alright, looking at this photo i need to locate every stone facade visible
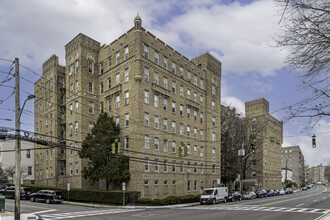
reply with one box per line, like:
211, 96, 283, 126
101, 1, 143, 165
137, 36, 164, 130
309, 164, 328, 184
245, 98, 283, 190
281, 146, 305, 187
34, 15, 222, 199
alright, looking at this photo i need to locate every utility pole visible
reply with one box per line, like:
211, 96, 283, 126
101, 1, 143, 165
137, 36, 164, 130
14, 57, 21, 220
285, 159, 288, 188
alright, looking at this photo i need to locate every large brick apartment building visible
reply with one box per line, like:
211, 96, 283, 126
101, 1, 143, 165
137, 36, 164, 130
34, 15, 222, 198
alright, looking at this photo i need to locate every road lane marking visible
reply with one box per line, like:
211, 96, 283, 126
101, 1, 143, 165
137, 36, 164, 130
323, 197, 327, 199
314, 199, 319, 202
261, 186, 327, 206
310, 209, 321, 213
296, 203, 304, 207
5, 202, 57, 210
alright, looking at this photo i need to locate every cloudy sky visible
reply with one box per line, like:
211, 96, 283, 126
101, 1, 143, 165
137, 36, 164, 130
0, 0, 329, 167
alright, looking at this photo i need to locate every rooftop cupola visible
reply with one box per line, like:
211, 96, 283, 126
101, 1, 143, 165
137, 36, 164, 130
134, 13, 142, 31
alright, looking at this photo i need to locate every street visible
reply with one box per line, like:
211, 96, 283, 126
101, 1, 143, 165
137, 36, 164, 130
1, 185, 329, 220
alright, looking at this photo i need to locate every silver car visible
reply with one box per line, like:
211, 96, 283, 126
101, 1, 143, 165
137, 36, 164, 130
243, 191, 256, 200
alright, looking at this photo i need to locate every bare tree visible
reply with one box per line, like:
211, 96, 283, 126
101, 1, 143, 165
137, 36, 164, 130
275, 0, 330, 122
4, 166, 28, 183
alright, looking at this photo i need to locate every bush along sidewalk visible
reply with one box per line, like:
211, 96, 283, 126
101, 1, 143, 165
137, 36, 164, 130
136, 195, 200, 206
23, 184, 140, 205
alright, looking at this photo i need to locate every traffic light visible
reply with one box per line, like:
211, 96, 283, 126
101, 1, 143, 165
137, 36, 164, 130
251, 140, 256, 154
111, 139, 122, 154
312, 134, 316, 148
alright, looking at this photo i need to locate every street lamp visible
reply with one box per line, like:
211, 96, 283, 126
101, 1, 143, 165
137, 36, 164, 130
15, 94, 35, 220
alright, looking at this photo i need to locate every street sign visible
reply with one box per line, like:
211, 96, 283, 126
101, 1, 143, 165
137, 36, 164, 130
122, 182, 126, 191
67, 183, 70, 191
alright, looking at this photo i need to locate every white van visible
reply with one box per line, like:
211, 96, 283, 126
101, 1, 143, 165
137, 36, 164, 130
200, 187, 228, 204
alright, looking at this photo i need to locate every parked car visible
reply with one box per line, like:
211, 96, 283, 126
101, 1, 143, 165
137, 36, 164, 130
274, 190, 280, 196
30, 190, 63, 204
279, 189, 286, 195
0, 186, 31, 199
306, 185, 311, 189
228, 192, 242, 202
267, 190, 275, 197
256, 189, 267, 198
285, 188, 293, 194
200, 187, 228, 204
243, 191, 256, 200
301, 186, 308, 191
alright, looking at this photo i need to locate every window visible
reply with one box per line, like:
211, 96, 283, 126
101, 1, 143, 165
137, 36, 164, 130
200, 96, 203, 106
164, 139, 168, 152
75, 143, 78, 155
172, 81, 176, 93
180, 161, 184, 173
75, 121, 78, 134
163, 77, 168, 89
100, 82, 104, 94
144, 180, 149, 185
99, 102, 103, 113
194, 110, 197, 121
179, 123, 184, 135
180, 85, 183, 96
144, 90, 149, 104
75, 102, 78, 113
100, 62, 104, 74
194, 180, 197, 191
163, 119, 167, 131
144, 113, 149, 126
164, 160, 168, 172
172, 161, 176, 172
154, 138, 159, 150
125, 114, 129, 127
163, 57, 167, 69
212, 84, 216, 95
179, 66, 183, 76
212, 100, 215, 110
200, 130, 204, 140
124, 46, 129, 60
125, 91, 129, 105
69, 124, 73, 136
116, 95, 120, 108
70, 104, 73, 116
200, 112, 204, 123
187, 144, 191, 155
212, 132, 216, 142
116, 73, 120, 85
70, 163, 73, 175
155, 158, 159, 172
200, 146, 204, 157
187, 71, 191, 80
180, 104, 184, 116
28, 166, 32, 175
172, 141, 176, 153
116, 117, 120, 126
163, 98, 168, 110
116, 52, 120, 64
145, 158, 149, 171
88, 61, 93, 73
194, 128, 197, 138
108, 98, 112, 111
187, 180, 191, 192
154, 95, 159, 107
75, 81, 79, 93
201, 164, 204, 174
144, 44, 149, 58
108, 57, 111, 70
154, 51, 159, 64
154, 116, 159, 128
172, 121, 176, 133
88, 122, 93, 134
187, 107, 191, 118
172, 101, 176, 113
125, 136, 129, 149
194, 146, 197, 156
172, 62, 176, 74
154, 72, 159, 84
187, 89, 191, 99
194, 75, 197, 86
88, 102, 94, 114
70, 84, 73, 95
108, 78, 111, 89
212, 116, 216, 126
212, 164, 216, 174
212, 148, 216, 158
124, 68, 129, 82
200, 79, 204, 89
26, 150, 31, 158
75, 60, 79, 73
75, 162, 79, 175
88, 82, 93, 93
145, 136, 149, 149
187, 126, 190, 136
194, 163, 197, 173
194, 92, 197, 102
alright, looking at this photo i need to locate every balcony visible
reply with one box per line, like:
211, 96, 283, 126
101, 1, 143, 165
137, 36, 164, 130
152, 83, 170, 98
105, 84, 122, 98
186, 98, 199, 111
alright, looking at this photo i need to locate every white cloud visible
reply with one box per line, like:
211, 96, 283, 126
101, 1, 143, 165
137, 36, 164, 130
221, 96, 245, 117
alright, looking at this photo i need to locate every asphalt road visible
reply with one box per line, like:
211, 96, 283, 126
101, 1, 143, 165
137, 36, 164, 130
2, 185, 329, 220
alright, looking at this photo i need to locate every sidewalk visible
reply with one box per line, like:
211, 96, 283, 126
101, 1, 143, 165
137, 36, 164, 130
0, 212, 39, 220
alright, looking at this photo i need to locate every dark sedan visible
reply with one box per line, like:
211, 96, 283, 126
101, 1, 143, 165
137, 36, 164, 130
0, 186, 31, 199
256, 189, 267, 198
228, 192, 242, 202
30, 190, 63, 204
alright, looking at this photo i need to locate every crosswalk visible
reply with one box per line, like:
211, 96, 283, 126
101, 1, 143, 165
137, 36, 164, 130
183, 205, 329, 214
38, 208, 145, 220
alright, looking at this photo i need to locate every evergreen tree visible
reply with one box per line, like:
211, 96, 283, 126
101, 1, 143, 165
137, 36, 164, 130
79, 113, 130, 190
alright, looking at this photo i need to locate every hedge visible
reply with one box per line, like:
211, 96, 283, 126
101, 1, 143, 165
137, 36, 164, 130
23, 184, 140, 205
136, 194, 200, 205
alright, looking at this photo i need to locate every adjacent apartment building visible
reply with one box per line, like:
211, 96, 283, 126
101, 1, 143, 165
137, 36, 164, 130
244, 98, 283, 190
0, 138, 35, 184
308, 164, 328, 184
34, 15, 222, 198
281, 146, 305, 187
